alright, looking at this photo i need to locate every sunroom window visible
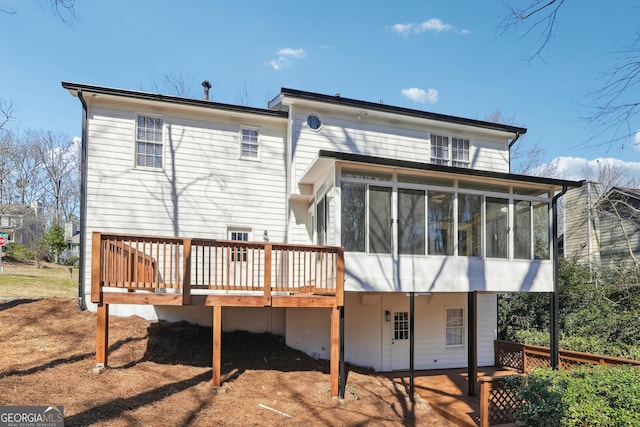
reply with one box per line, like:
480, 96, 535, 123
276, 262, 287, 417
341, 182, 366, 252
486, 197, 509, 258
398, 188, 425, 255
339, 169, 551, 259
428, 191, 454, 255
533, 202, 550, 259
458, 193, 482, 257
368, 186, 392, 254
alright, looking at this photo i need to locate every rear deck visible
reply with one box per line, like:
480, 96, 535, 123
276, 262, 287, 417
91, 232, 345, 396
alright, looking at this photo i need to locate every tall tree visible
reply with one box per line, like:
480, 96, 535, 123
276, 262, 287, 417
500, 1, 640, 149
35, 131, 78, 224
11, 131, 43, 205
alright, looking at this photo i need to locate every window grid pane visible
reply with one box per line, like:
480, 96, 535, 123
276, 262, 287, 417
394, 312, 409, 340
241, 128, 259, 158
431, 134, 449, 165
446, 308, 464, 346
136, 115, 163, 168
229, 231, 249, 261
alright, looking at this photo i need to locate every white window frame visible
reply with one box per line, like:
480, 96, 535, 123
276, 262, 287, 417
430, 134, 449, 166
135, 114, 164, 169
451, 137, 470, 168
227, 227, 251, 262
240, 126, 260, 160
430, 133, 470, 168
445, 306, 465, 348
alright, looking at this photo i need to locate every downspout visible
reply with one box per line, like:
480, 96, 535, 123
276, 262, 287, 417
77, 89, 89, 310
507, 132, 522, 174
550, 185, 568, 369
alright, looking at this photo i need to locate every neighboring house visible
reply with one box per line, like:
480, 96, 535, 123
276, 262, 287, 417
61, 220, 80, 262
564, 182, 640, 270
0, 202, 42, 246
62, 81, 581, 376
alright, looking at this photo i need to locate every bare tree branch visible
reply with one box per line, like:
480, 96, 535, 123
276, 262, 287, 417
0, 99, 16, 133
3, 0, 76, 24
499, 0, 566, 60
581, 34, 640, 149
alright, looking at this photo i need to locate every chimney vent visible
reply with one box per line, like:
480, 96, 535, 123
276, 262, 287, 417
202, 80, 212, 100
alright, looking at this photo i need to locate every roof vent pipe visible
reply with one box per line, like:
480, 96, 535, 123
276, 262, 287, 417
202, 80, 212, 100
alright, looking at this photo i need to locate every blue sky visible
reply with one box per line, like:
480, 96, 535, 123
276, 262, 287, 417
2, 0, 640, 181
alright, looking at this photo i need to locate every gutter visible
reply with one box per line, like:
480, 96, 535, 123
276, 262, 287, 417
77, 89, 88, 311
508, 131, 522, 174
550, 185, 569, 369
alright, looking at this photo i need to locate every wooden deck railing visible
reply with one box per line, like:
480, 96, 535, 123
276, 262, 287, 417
91, 232, 344, 307
479, 341, 640, 426
495, 340, 640, 373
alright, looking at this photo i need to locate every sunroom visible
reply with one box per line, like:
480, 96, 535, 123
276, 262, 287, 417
299, 150, 583, 294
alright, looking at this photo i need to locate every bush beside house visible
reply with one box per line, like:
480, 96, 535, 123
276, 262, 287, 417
506, 365, 640, 426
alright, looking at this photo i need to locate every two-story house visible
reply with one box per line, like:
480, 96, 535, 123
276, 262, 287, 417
564, 182, 640, 271
0, 202, 42, 246
62, 82, 581, 395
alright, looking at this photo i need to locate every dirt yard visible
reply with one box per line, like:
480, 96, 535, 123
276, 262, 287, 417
0, 297, 457, 426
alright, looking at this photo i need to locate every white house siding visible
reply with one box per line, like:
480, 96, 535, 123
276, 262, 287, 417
82, 100, 288, 319
344, 254, 554, 293
289, 109, 510, 195
286, 292, 496, 372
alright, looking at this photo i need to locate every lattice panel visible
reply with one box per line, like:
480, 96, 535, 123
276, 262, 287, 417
525, 354, 550, 372
488, 382, 520, 425
560, 359, 588, 371
498, 347, 523, 372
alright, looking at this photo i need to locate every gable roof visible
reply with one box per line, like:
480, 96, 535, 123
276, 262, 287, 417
61, 82, 288, 120
270, 87, 528, 136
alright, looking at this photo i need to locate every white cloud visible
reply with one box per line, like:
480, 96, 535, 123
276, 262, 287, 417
416, 18, 452, 33
389, 18, 469, 36
401, 87, 439, 104
390, 23, 413, 36
277, 48, 306, 58
539, 156, 640, 183
269, 47, 306, 70
634, 131, 640, 151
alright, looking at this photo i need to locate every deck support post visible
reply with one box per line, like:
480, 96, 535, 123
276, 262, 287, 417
409, 292, 415, 402
96, 303, 109, 367
467, 291, 478, 396
212, 305, 222, 386
338, 305, 345, 398
330, 305, 340, 397
550, 186, 567, 370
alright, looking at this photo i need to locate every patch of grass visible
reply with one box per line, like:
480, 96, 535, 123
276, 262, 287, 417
0, 260, 76, 298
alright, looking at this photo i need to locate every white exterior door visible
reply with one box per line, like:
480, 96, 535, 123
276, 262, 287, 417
390, 306, 410, 370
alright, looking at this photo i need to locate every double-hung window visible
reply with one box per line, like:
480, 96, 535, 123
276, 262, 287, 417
240, 127, 259, 159
136, 115, 163, 168
451, 137, 470, 168
445, 307, 464, 347
430, 134, 470, 168
431, 134, 449, 165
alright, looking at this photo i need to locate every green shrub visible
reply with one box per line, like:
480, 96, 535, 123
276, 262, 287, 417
3, 242, 34, 262
508, 365, 640, 427
64, 255, 79, 266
